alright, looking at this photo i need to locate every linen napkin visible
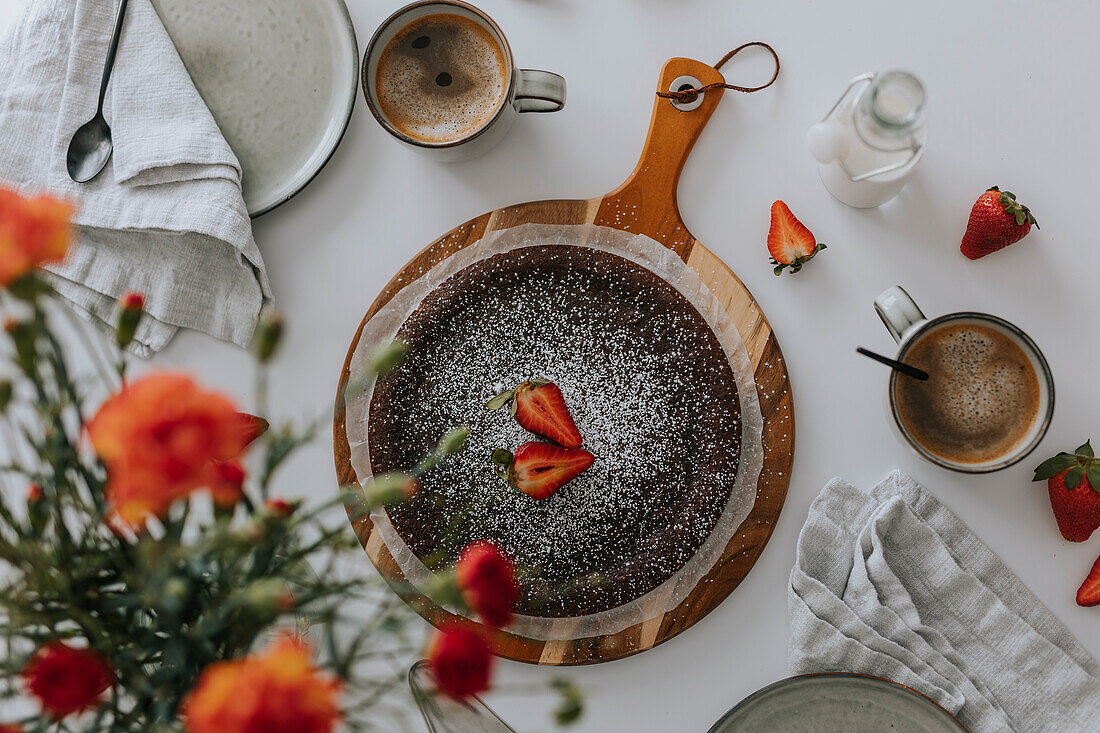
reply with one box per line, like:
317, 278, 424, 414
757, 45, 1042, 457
0, 0, 271, 356
788, 470, 1100, 731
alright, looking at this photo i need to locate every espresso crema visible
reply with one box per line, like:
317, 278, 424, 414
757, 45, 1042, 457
895, 322, 1041, 465
375, 13, 508, 144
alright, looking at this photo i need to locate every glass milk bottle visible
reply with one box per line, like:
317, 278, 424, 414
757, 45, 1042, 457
807, 70, 927, 208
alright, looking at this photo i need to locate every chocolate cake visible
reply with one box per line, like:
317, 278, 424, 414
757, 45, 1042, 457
367, 244, 743, 617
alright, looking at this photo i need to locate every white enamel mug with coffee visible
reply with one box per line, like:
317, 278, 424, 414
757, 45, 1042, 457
874, 286, 1055, 473
362, 0, 566, 161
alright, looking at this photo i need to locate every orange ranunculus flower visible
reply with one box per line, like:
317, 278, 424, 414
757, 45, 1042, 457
0, 187, 72, 287
21, 641, 112, 719
182, 637, 340, 733
86, 374, 264, 525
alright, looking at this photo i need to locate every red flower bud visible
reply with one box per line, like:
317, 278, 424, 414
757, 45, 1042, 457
264, 498, 297, 518
365, 472, 419, 508
119, 291, 145, 311
455, 541, 518, 628
427, 624, 493, 699
114, 293, 145, 348
276, 590, 296, 612
22, 642, 112, 719
207, 461, 246, 508
250, 307, 285, 363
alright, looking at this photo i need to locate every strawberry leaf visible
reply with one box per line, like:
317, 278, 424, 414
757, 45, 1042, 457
1014, 210, 1026, 226
491, 448, 513, 466
1066, 466, 1086, 490
1033, 453, 1079, 481
1077, 441, 1094, 459
485, 390, 514, 411
1088, 467, 1100, 493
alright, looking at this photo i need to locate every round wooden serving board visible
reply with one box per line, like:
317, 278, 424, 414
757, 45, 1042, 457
333, 57, 794, 666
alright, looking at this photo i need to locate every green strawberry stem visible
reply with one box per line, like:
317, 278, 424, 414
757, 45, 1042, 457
490, 448, 514, 482
990, 186, 1039, 229
1033, 440, 1100, 491
771, 243, 827, 276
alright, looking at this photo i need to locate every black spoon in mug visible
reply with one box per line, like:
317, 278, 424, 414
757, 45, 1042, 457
66, 0, 129, 183
856, 347, 930, 381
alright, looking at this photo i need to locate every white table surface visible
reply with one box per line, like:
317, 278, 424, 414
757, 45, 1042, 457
5, 0, 1100, 730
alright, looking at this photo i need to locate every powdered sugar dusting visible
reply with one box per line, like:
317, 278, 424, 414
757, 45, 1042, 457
369, 245, 743, 616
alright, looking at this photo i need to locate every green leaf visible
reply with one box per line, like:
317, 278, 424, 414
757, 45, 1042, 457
773, 264, 785, 276
555, 699, 584, 726
1066, 466, 1086, 489
1014, 210, 1026, 226
1033, 453, 1078, 481
1088, 466, 1100, 493
491, 449, 513, 466
485, 390, 514, 411
1076, 441, 1094, 459
366, 339, 407, 374
438, 426, 470, 456
550, 677, 584, 726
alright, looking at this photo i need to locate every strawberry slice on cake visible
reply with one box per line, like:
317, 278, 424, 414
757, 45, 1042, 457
486, 379, 583, 448
491, 442, 595, 500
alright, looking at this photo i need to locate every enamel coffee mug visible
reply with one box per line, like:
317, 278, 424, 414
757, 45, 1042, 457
873, 286, 1055, 473
362, 0, 567, 161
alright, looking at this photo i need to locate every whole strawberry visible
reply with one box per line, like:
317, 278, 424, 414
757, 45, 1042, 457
767, 200, 826, 275
1033, 441, 1100, 542
960, 186, 1038, 259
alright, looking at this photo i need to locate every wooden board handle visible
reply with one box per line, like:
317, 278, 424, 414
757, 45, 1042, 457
595, 57, 727, 251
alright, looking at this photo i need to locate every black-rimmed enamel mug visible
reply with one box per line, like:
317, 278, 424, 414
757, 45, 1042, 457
873, 285, 1055, 473
362, 0, 566, 161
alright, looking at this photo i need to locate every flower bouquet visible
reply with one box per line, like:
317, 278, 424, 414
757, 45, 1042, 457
0, 188, 581, 731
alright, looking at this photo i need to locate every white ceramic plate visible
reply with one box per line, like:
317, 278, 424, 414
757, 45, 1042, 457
151, 0, 358, 216
709, 674, 969, 733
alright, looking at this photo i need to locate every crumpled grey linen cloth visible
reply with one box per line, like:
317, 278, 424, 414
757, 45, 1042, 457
789, 471, 1100, 732
0, 0, 271, 356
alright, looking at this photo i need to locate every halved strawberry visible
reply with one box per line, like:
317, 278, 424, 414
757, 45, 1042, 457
486, 380, 582, 448
1078, 554, 1100, 607
767, 200, 826, 276
491, 442, 594, 500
